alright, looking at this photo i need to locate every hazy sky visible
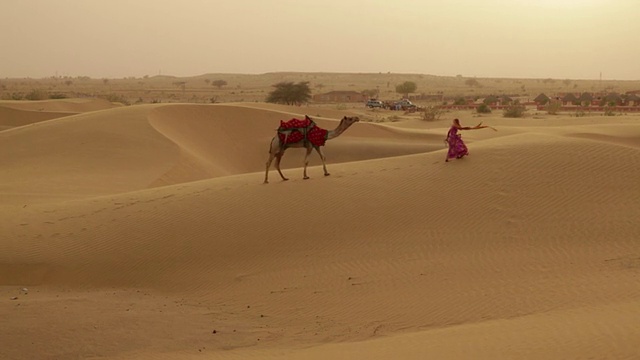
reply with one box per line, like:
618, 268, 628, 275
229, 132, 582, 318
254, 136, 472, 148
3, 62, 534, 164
2, 0, 639, 80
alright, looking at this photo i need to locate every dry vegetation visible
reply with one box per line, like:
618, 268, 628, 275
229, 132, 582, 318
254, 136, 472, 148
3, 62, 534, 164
2, 72, 640, 107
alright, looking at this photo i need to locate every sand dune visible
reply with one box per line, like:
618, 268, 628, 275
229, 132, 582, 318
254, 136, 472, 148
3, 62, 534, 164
1, 102, 639, 360
0, 98, 121, 131
0, 104, 435, 203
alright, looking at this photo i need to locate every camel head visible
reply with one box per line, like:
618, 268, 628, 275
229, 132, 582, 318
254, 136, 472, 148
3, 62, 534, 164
340, 116, 360, 129
333, 116, 359, 136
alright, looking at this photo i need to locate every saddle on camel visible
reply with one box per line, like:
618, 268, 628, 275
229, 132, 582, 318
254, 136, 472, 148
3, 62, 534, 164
277, 115, 328, 148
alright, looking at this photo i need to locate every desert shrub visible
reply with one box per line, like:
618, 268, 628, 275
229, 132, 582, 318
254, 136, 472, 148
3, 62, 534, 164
104, 93, 130, 105
421, 105, 445, 121
25, 89, 49, 100
546, 102, 561, 115
9, 92, 24, 100
503, 104, 526, 118
603, 106, 616, 116
49, 92, 68, 99
476, 103, 491, 113
574, 109, 587, 117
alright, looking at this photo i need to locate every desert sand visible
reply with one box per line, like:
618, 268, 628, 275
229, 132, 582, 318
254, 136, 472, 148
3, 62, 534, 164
1, 98, 639, 359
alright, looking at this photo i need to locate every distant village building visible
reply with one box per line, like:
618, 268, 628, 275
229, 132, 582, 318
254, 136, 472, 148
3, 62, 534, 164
442, 91, 640, 113
579, 92, 593, 106
561, 93, 579, 106
500, 95, 514, 105
624, 93, 640, 106
534, 93, 550, 105
312, 91, 367, 103
530, 91, 640, 112
603, 93, 622, 106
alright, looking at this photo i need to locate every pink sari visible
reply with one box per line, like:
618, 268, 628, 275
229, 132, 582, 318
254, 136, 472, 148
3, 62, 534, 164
446, 126, 469, 160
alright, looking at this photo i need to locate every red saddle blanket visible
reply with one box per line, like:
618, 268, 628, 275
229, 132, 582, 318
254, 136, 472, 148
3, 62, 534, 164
277, 118, 328, 146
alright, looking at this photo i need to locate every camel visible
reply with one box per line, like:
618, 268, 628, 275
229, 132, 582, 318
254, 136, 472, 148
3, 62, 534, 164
264, 115, 360, 183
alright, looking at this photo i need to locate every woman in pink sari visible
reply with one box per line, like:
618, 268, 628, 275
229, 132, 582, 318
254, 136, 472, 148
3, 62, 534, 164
445, 118, 472, 162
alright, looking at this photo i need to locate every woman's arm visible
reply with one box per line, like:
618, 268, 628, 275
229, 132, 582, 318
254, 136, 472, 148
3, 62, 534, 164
461, 123, 488, 130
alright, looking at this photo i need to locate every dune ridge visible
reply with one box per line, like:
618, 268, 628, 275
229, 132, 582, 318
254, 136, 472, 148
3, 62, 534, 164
1, 102, 639, 359
0, 98, 121, 130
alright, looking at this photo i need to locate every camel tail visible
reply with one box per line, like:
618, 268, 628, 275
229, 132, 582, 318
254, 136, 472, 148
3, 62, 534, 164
268, 136, 284, 153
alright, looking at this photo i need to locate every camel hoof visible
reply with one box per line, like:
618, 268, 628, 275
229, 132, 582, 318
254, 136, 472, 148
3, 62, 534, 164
303, 176, 310, 180
324, 173, 331, 177
282, 178, 289, 181
263, 181, 269, 184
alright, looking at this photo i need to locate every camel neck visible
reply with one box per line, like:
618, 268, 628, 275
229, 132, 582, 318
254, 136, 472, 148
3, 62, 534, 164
327, 121, 347, 140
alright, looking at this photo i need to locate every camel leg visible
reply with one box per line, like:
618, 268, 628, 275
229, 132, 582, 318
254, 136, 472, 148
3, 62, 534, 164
303, 146, 313, 179
275, 151, 288, 181
315, 146, 330, 176
264, 152, 276, 184
265, 138, 284, 184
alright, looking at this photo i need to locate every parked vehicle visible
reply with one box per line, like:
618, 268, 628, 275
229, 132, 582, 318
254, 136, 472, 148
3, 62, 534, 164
392, 99, 417, 111
366, 99, 384, 108
395, 99, 416, 109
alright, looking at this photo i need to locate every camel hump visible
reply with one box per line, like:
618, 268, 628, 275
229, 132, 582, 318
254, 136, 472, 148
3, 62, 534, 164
278, 117, 316, 131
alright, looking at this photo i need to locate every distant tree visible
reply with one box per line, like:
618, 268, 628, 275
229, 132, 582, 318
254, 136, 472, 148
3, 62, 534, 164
464, 78, 480, 87
362, 89, 378, 98
64, 80, 73, 86
453, 97, 466, 105
102, 78, 109, 85
266, 81, 311, 105
395, 81, 417, 98
563, 79, 572, 87
212, 79, 227, 89
204, 79, 211, 85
